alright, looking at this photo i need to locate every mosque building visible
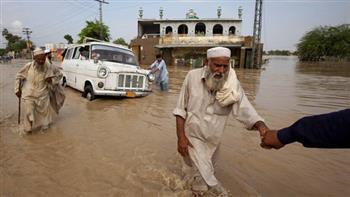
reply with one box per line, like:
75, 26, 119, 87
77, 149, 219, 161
130, 7, 263, 68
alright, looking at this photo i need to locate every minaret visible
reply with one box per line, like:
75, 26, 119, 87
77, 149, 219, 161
217, 6, 222, 18
138, 7, 143, 19
186, 9, 198, 19
238, 6, 243, 19
159, 7, 164, 19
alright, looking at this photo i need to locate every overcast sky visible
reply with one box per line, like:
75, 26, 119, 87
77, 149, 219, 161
1, 0, 349, 51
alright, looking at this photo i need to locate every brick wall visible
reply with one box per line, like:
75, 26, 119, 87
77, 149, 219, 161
130, 37, 160, 66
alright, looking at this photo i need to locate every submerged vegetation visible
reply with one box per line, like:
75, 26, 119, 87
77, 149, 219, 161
265, 50, 297, 56
297, 24, 350, 62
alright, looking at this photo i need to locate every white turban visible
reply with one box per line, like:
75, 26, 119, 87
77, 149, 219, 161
207, 47, 231, 58
33, 48, 45, 56
44, 48, 51, 54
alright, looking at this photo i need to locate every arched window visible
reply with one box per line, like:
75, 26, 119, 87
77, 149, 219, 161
229, 26, 236, 35
195, 23, 206, 36
178, 24, 188, 35
165, 26, 173, 35
213, 24, 223, 35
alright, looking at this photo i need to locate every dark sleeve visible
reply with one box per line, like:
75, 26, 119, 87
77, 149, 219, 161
277, 109, 350, 148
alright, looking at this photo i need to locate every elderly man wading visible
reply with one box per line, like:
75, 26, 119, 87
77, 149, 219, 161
14, 48, 65, 133
173, 47, 269, 196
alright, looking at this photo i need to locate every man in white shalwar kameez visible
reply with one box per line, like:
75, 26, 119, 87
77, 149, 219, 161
173, 47, 269, 196
15, 48, 65, 133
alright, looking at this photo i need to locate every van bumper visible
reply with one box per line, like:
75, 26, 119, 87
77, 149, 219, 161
94, 89, 151, 97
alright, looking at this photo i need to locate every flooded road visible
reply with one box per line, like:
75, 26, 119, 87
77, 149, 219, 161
1, 56, 350, 196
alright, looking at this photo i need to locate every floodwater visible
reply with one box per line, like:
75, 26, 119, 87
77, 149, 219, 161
1, 56, 350, 196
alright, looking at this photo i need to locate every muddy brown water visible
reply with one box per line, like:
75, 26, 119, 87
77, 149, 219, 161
1, 57, 350, 196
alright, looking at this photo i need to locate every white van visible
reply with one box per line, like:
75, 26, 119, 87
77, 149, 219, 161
61, 42, 155, 100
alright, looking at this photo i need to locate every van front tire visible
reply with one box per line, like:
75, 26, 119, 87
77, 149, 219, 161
83, 84, 95, 101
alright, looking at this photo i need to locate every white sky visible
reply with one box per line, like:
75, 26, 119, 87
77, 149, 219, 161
1, 0, 349, 51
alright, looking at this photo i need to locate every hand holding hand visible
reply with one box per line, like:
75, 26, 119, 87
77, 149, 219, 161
254, 121, 269, 138
260, 130, 285, 149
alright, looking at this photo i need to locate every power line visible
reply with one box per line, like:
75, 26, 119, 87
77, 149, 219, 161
95, 0, 109, 40
22, 27, 32, 50
72, 0, 97, 12
30, 7, 97, 39
30, 12, 97, 41
29, 3, 96, 30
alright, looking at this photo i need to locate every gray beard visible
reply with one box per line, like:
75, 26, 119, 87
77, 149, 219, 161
204, 66, 228, 92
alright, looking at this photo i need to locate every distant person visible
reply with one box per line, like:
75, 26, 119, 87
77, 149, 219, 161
148, 54, 168, 91
14, 48, 65, 133
261, 109, 350, 149
80, 46, 90, 60
173, 47, 269, 196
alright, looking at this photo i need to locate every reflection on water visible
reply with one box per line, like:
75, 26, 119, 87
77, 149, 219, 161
235, 68, 262, 102
297, 61, 350, 78
1, 57, 350, 196
255, 56, 350, 116
295, 61, 350, 114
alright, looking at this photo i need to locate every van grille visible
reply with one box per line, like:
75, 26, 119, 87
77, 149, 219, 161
117, 73, 145, 90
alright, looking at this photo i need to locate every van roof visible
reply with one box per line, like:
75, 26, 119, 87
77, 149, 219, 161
67, 42, 131, 52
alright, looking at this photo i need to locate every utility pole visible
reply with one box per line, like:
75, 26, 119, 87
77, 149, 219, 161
95, 0, 109, 40
250, 0, 263, 69
22, 27, 32, 50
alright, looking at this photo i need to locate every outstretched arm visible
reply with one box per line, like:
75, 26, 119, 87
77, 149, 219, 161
262, 109, 350, 149
232, 83, 267, 136
148, 61, 156, 70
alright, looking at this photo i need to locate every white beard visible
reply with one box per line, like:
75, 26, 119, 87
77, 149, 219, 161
204, 66, 228, 92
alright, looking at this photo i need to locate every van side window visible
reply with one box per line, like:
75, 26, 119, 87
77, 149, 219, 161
64, 48, 73, 60
72, 47, 81, 59
61, 49, 67, 59
80, 46, 90, 60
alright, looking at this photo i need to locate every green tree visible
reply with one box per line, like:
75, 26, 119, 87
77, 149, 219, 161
113, 37, 128, 46
64, 34, 73, 44
78, 20, 110, 43
2, 28, 29, 53
297, 24, 350, 61
0, 48, 6, 56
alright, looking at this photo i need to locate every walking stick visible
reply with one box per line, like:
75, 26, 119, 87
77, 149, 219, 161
18, 80, 22, 125
18, 95, 21, 124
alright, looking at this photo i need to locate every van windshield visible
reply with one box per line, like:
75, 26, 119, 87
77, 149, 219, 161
91, 44, 138, 66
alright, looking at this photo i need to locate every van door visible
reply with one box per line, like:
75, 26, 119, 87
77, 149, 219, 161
75, 45, 91, 91
70, 47, 84, 89
62, 48, 74, 86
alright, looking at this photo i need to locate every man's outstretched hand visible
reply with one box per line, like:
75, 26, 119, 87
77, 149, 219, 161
261, 130, 285, 149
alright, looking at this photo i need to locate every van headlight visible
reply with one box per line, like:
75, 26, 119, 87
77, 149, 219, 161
147, 73, 155, 82
97, 66, 109, 78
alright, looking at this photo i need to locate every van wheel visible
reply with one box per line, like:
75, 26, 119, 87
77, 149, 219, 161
83, 85, 95, 101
